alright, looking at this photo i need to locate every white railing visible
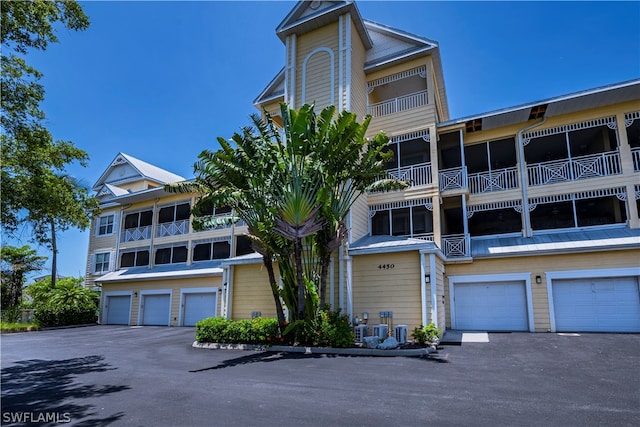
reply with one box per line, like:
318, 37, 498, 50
442, 234, 470, 258
122, 225, 152, 242
439, 166, 467, 192
385, 162, 432, 187
156, 219, 189, 237
527, 151, 621, 186
367, 90, 427, 118
468, 167, 519, 194
632, 147, 640, 173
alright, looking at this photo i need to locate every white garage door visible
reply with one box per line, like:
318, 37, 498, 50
454, 281, 528, 331
141, 294, 171, 326
552, 277, 640, 332
105, 295, 131, 325
182, 292, 217, 326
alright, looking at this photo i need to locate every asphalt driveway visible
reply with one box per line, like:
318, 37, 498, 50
1, 326, 638, 426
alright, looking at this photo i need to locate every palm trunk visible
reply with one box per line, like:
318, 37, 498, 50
262, 254, 286, 331
294, 238, 305, 320
50, 220, 57, 289
318, 252, 331, 310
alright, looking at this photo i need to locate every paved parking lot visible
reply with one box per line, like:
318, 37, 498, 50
1, 326, 639, 426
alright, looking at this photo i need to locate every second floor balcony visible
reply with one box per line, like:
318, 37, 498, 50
367, 90, 427, 118
527, 151, 622, 187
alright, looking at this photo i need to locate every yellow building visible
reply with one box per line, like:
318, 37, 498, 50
89, 1, 640, 334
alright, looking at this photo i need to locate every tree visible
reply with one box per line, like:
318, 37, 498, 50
1, 1, 98, 278
1, 245, 46, 310
168, 103, 406, 330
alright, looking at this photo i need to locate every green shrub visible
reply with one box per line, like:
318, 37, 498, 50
411, 322, 442, 345
195, 317, 280, 345
34, 305, 97, 328
284, 309, 354, 348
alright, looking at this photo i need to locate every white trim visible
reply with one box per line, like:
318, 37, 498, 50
301, 47, 335, 106
448, 273, 534, 332
102, 291, 133, 325
138, 289, 172, 326
178, 287, 219, 327
338, 14, 343, 111
92, 250, 112, 275
346, 256, 353, 319
545, 267, 640, 333
345, 12, 352, 112
95, 213, 116, 237
419, 252, 427, 327
429, 253, 438, 328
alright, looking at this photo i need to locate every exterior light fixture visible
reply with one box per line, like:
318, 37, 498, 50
535, 276, 542, 284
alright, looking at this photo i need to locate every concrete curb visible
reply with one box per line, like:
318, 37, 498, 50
192, 341, 437, 357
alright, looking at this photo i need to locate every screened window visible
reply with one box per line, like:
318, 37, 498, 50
158, 203, 190, 224
155, 245, 188, 265
120, 249, 149, 268
193, 241, 231, 261
372, 206, 433, 237
124, 210, 153, 229
235, 235, 254, 256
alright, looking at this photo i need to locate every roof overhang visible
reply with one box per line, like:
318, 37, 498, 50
439, 79, 640, 132
96, 265, 223, 283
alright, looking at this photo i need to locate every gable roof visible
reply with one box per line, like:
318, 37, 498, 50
363, 20, 438, 70
96, 183, 130, 199
254, 67, 285, 105
276, 0, 372, 49
92, 152, 185, 191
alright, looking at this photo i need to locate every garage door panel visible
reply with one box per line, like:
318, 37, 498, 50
105, 295, 131, 325
454, 281, 528, 331
553, 277, 640, 332
183, 292, 217, 326
141, 294, 171, 326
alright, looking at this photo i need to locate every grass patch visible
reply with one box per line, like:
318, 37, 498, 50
0, 322, 39, 333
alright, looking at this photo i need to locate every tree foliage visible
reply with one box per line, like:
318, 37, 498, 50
1, 245, 46, 309
1, 1, 99, 275
168, 103, 406, 333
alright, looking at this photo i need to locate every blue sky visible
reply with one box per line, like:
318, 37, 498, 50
12, 0, 640, 279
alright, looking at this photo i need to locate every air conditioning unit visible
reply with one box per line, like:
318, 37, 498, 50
354, 325, 368, 343
395, 325, 408, 344
373, 324, 388, 339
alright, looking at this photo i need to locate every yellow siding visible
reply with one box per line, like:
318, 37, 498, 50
368, 105, 437, 139
295, 22, 339, 109
349, 19, 367, 118
444, 249, 640, 332
86, 208, 120, 286
352, 252, 422, 333
231, 263, 277, 320
303, 49, 333, 106
349, 193, 369, 243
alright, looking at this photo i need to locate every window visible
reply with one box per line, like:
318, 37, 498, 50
94, 252, 110, 274
235, 235, 254, 256
97, 215, 115, 236
155, 245, 188, 265
124, 210, 153, 229
372, 206, 433, 237
193, 241, 231, 262
120, 249, 149, 268
158, 203, 190, 224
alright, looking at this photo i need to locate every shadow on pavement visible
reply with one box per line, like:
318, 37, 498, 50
190, 349, 448, 372
1, 355, 128, 427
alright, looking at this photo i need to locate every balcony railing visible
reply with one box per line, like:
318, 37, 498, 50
632, 147, 640, 173
397, 232, 434, 241
527, 151, 621, 187
468, 167, 519, 194
156, 219, 189, 237
122, 225, 152, 242
439, 166, 468, 192
367, 90, 427, 118
442, 234, 470, 258
385, 162, 432, 187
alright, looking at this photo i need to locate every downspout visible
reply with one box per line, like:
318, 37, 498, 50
226, 265, 234, 320
346, 255, 353, 319
149, 198, 159, 268
221, 267, 227, 318
517, 118, 546, 237
429, 253, 437, 328
419, 250, 428, 327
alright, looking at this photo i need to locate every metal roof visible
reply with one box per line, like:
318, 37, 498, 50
96, 262, 223, 283
348, 234, 437, 255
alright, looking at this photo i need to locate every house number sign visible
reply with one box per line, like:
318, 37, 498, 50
377, 264, 395, 270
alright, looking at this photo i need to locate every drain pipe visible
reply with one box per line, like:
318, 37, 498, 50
517, 118, 546, 238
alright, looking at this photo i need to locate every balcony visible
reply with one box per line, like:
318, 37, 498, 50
468, 167, 519, 194
632, 147, 640, 172
439, 166, 467, 192
527, 151, 622, 187
367, 90, 427, 118
156, 219, 189, 237
385, 162, 432, 187
122, 225, 152, 242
